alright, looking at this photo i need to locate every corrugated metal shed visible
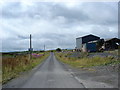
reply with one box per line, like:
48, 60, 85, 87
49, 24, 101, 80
104, 38, 120, 50
76, 34, 100, 44
76, 34, 100, 50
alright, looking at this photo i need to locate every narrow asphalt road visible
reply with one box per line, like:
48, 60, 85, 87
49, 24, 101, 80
20, 52, 85, 88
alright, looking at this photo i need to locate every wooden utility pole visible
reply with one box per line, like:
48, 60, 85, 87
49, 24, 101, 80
44, 45, 45, 51
44, 44, 45, 55
29, 34, 33, 60
30, 34, 32, 49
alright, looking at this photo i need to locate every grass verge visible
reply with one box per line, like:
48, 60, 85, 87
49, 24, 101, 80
55, 52, 120, 68
104, 50, 118, 55
2, 52, 50, 84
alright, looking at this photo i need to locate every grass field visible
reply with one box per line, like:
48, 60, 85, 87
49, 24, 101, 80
2, 52, 49, 84
0, 73, 1, 84
104, 49, 118, 55
55, 52, 120, 68
0, 54, 2, 84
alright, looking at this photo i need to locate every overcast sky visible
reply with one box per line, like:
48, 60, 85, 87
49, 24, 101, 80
0, 1, 118, 52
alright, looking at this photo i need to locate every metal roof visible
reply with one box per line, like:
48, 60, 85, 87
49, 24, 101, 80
105, 38, 120, 42
76, 34, 100, 39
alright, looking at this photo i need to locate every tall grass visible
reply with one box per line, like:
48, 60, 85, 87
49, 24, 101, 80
0, 54, 2, 84
2, 52, 49, 84
56, 52, 120, 68
104, 50, 118, 55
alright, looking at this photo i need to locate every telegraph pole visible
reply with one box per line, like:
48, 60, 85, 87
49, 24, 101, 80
29, 34, 33, 60
44, 45, 45, 51
30, 34, 32, 49
44, 44, 45, 55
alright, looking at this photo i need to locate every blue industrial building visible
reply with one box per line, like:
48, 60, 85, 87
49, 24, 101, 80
76, 34, 100, 51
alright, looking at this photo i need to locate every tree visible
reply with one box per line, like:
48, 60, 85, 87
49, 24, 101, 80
56, 48, 62, 52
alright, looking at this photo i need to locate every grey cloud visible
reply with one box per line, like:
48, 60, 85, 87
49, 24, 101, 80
2, 38, 29, 51
91, 25, 118, 39
1, 2, 118, 51
81, 2, 118, 26
18, 35, 29, 39
1, 2, 23, 18
1, 2, 52, 19
32, 32, 76, 49
40, 33, 67, 39
1, 2, 117, 27
51, 4, 89, 22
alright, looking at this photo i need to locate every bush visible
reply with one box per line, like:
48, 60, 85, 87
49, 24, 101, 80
56, 48, 62, 52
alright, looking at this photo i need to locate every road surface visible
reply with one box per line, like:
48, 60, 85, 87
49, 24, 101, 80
20, 52, 85, 88
3, 52, 117, 88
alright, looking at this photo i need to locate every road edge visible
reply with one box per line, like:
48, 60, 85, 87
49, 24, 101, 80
2, 54, 51, 88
